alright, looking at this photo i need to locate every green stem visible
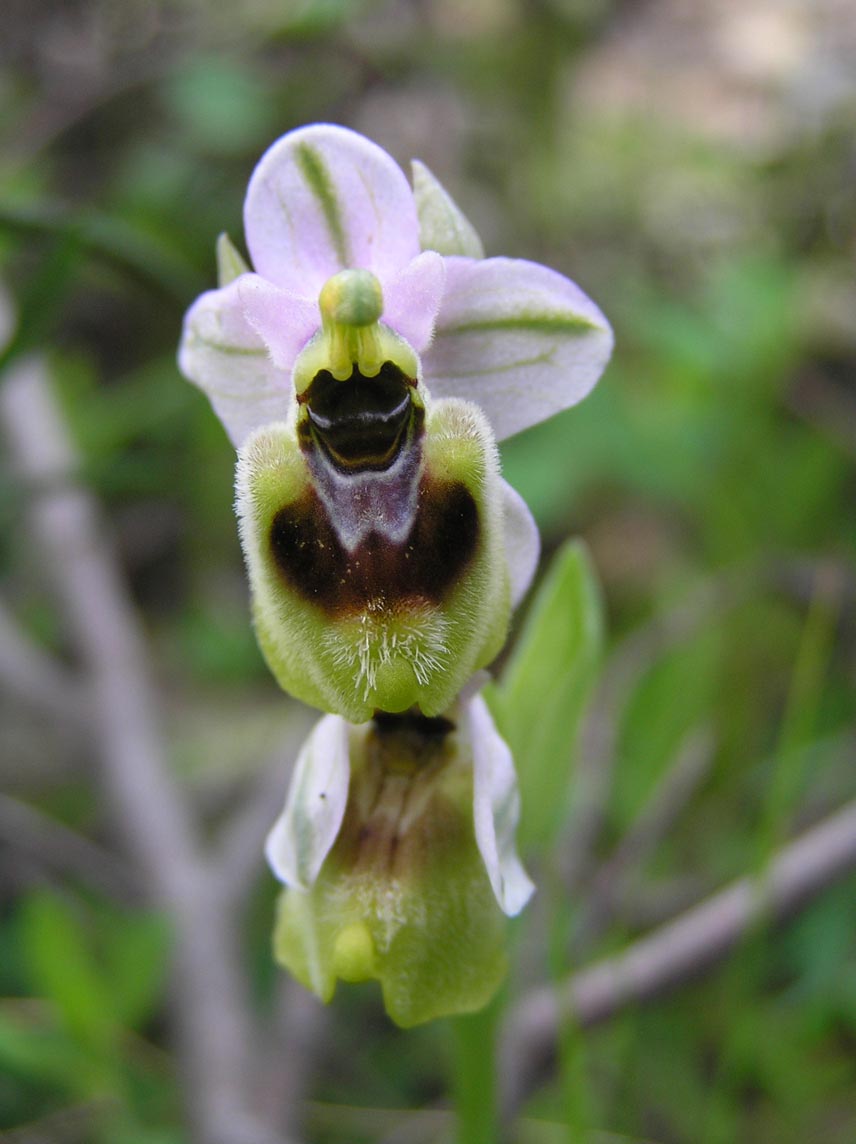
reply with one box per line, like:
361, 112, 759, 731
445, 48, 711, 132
450, 1001, 500, 1144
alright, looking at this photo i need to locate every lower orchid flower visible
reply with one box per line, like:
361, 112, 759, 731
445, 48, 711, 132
178, 123, 612, 720
264, 688, 533, 1027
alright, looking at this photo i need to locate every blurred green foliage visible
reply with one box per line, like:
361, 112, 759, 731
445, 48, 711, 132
1, 0, 855, 1141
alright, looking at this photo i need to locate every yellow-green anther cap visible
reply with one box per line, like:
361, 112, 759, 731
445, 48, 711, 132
319, 268, 384, 328
316, 269, 385, 381
291, 269, 420, 393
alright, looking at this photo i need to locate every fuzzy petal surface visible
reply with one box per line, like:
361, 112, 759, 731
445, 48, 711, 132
380, 249, 446, 354
244, 124, 421, 297
237, 274, 320, 372
425, 256, 613, 441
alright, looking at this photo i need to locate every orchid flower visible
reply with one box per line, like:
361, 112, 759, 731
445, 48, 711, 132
178, 124, 612, 721
178, 124, 612, 1024
264, 690, 534, 1027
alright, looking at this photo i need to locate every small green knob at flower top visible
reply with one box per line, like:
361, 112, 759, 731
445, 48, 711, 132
292, 268, 418, 389
319, 269, 384, 328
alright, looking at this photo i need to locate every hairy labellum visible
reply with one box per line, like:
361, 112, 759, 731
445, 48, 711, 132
237, 394, 509, 723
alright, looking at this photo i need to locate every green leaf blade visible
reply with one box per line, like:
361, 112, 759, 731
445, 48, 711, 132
490, 540, 604, 852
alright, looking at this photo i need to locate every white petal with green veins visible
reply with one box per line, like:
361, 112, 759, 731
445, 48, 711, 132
178, 279, 307, 448
245, 125, 421, 294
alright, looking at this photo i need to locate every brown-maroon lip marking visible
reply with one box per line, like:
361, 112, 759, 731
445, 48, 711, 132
268, 478, 479, 616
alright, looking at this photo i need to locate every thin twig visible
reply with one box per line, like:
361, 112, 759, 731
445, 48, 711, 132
1, 357, 290, 1144
0, 792, 136, 901
613, 874, 713, 931
0, 596, 86, 728
501, 797, 856, 1120
572, 728, 716, 953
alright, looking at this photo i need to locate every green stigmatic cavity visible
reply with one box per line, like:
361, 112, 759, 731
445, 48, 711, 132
236, 396, 510, 722
272, 713, 508, 1027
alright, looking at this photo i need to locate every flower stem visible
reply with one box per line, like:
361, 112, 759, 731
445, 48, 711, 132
450, 1002, 500, 1144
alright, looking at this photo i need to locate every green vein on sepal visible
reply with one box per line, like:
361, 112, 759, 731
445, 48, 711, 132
438, 314, 599, 336
296, 143, 349, 267
193, 336, 267, 357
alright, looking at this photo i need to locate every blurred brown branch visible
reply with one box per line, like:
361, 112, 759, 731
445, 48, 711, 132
0, 597, 86, 729
571, 726, 717, 953
1, 356, 298, 1144
501, 796, 856, 1121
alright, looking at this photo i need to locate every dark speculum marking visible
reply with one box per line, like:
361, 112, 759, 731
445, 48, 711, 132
368, 710, 456, 775
372, 710, 456, 739
300, 363, 415, 471
269, 478, 479, 616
